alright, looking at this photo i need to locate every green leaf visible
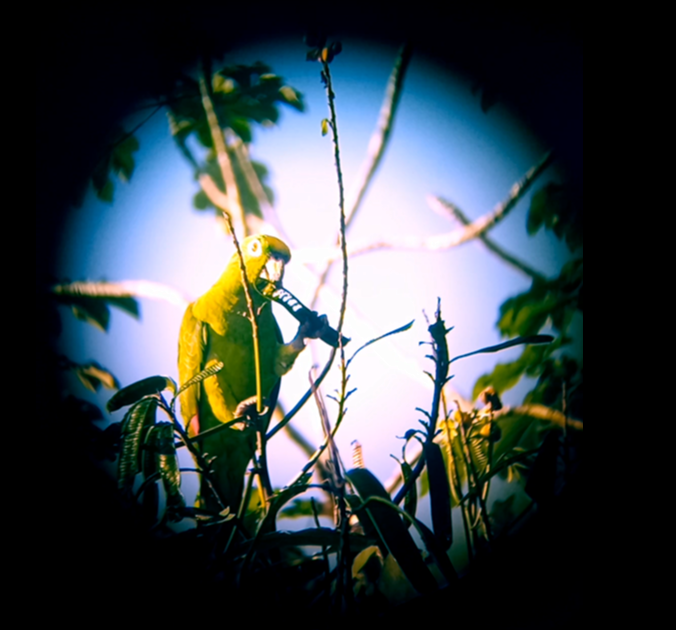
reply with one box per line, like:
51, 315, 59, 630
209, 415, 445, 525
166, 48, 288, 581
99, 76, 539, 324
154, 422, 185, 514
347, 469, 438, 596
75, 362, 120, 392
193, 189, 210, 210
451, 335, 553, 364
70, 297, 111, 332
174, 362, 223, 400
108, 376, 177, 413
527, 183, 582, 252
118, 397, 157, 493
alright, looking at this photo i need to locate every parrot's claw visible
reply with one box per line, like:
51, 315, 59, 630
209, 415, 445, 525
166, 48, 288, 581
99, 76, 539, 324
300, 313, 330, 341
234, 397, 270, 426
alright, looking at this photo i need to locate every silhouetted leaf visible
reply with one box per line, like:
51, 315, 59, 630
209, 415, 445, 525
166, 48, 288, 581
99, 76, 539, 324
69, 297, 111, 332
108, 376, 177, 413
528, 183, 582, 252
75, 362, 120, 393
424, 443, 453, 549
154, 422, 185, 515
347, 468, 438, 596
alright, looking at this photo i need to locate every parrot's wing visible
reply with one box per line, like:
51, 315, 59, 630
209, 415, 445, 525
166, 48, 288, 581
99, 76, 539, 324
178, 303, 208, 436
264, 317, 285, 432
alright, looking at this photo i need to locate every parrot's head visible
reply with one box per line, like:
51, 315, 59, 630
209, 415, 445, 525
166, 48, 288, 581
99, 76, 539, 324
236, 235, 292, 291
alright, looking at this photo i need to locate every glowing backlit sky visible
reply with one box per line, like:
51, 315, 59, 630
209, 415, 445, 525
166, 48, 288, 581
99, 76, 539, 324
56, 37, 578, 521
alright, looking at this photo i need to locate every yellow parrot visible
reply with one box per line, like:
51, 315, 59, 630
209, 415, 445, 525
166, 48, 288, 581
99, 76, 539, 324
178, 235, 326, 515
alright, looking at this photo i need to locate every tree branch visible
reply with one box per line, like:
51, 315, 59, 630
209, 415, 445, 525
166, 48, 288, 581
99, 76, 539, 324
199, 65, 247, 235
302, 150, 555, 263
427, 196, 547, 282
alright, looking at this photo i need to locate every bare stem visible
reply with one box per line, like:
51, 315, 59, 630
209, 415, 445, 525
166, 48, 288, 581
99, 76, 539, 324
311, 45, 411, 308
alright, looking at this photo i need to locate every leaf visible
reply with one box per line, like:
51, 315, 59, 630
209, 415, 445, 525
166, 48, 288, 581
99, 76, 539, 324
91, 127, 141, 202
154, 422, 185, 514
253, 528, 372, 553
258, 484, 313, 535
451, 335, 554, 364
347, 468, 438, 596
103, 297, 140, 319
70, 297, 111, 332
75, 362, 120, 392
424, 443, 453, 550
108, 376, 177, 413
528, 183, 582, 252
52, 283, 142, 330
413, 519, 458, 583
321, 119, 330, 137
174, 362, 223, 400
472, 344, 553, 401
118, 398, 157, 493
280, 498, 330, 519
348, 320, 415, 367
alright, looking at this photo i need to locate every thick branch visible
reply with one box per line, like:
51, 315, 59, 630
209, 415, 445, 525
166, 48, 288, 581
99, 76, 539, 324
229, 132, 292, 242
198, 67, 247, 235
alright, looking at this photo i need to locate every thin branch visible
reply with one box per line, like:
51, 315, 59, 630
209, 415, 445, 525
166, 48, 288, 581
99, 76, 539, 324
311, 44, 412, 308
345, 43, 413, 228
198, 172, 231, 212
199, 65, 247, 235
427, 196, 547, 282
229, 133, 291, 242
494, 404, 583, 432
304, 150, 555, 263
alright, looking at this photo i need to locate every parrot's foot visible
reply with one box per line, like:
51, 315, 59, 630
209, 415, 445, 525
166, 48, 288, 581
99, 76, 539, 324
291, 313, 330, 351
234, 397, 270, 428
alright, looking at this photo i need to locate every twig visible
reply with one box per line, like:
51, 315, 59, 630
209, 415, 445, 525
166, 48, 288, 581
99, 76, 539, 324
311, 44, 412, 308
427, 196, 547, 282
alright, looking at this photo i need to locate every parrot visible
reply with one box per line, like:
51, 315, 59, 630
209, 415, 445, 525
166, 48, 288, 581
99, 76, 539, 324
178, 235, 327, 516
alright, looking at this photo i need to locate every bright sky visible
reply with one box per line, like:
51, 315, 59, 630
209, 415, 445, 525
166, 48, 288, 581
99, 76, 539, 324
56, 36, 576, 544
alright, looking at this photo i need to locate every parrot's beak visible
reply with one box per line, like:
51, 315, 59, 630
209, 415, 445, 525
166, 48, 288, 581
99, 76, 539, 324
261, 255, 286, 286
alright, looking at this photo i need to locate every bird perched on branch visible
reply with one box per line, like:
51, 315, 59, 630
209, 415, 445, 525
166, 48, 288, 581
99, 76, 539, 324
178, 235, 327, 514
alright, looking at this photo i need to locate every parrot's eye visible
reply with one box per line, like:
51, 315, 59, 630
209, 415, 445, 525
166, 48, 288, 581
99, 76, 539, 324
247, 239, 263, 258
